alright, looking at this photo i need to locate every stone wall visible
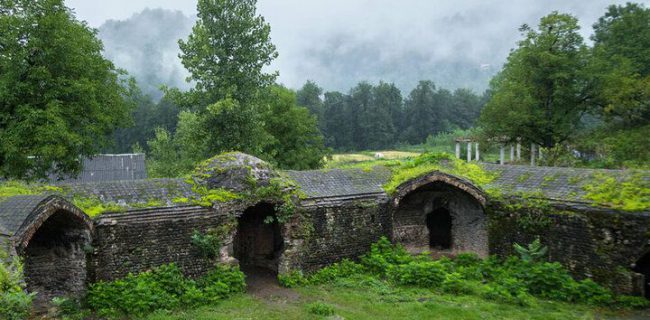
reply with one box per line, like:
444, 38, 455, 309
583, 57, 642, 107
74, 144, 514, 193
487, 200, 650, 295
91, 206, 222, 282
292, 196, 391, 272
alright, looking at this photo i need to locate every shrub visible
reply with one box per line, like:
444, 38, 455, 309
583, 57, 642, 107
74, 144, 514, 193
441, 272, 477, 295
309, 259, 366, 285
306, 302, 336, 316
278, 270, 308, 288
387, 261, 447, 287
360, 237, 413, 275
0, 249, 34, 320
87, 263, 245, 317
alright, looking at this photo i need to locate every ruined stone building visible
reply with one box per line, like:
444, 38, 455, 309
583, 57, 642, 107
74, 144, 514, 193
1, 153, 649, 305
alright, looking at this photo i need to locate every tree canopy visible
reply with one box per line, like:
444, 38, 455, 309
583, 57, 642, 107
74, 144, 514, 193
479, 12, 590, 149
0, 0, 134, 179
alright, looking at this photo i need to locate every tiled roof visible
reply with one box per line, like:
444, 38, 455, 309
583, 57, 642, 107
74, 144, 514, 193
49, 154, 147, 184
61, 178, 194, 206
0, 195, 52, 236
286, 167, 392, 198
483, 164, 649, 204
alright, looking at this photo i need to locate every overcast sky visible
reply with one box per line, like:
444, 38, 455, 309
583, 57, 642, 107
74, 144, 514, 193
64, 0, 650, 92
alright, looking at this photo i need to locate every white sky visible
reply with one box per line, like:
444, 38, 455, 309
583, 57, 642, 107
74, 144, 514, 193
64, 0, 650, 91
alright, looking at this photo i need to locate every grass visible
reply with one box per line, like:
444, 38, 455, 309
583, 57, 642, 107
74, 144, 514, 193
144, 281, 629, 320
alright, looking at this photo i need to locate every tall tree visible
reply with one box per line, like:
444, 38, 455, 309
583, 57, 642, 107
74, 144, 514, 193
175, 0, 278, 108
479, 12, 590, 148
0, 0, 134, 179
402, 81, 447, 144
296, 80, 324, 120
591, 3, 650, 127
348, 82, 374, 149
322, 91, 353, 150
167, 0, 276, 160
262, 86, 328, 170
373, 82, 403, 145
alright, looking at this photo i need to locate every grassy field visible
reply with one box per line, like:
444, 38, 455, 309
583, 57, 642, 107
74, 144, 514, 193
144, 281, 638, 320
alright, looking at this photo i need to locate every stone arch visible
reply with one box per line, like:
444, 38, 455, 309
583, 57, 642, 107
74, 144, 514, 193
390, 171, 488, 257
13, 196, 93, 305
232, 202, 285, 275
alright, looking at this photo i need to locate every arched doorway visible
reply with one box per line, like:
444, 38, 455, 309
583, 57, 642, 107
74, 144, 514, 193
21, 208, 92, 305
233, 203, 284, 274
633, 253, 650, 298
391, 172, 488, 257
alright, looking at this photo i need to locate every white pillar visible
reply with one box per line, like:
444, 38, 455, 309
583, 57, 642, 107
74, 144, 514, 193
467, 143, 472, 162
499, 146, 505, 165
538, 147, 543, 161
455, 142, 461, 159
510, 145, 515, 162
475, 143, 480, 161
516, 143, 521, 161
531, 144, 536, 166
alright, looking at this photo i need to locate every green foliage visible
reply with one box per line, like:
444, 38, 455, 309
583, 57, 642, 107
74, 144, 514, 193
0, 248, 34, 320
280, 237, 648, 310
383, 152, 498, 194
191, 230, 222, 259
87, 263, 245, 317
0, 181, 61, 199
0, 0, 135, 180
480, 12, 589, 149
513, 238, 548, 263
306, 302, 336, 316
583, 172, 650, 211
261, 86, 329, 170
70, 196, 125, 217
147, 111, 208, 178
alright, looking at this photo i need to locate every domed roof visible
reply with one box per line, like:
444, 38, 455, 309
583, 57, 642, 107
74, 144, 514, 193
191, 152, 275, 192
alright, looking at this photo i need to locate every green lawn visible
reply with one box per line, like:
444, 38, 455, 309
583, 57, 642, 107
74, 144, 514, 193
144, 281, 635, 320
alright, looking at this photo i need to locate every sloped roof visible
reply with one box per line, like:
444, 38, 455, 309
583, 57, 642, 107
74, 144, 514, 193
0, 194, 54, 237
49, 154, 147, 184
285, 167, 392, 199
0, 163, 648, 238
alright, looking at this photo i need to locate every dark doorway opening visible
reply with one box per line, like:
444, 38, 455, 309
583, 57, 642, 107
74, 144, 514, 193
233, 203, 284, 273
24, 210, 90, 305
426, 207, 452, 250
634, 253, 650, 299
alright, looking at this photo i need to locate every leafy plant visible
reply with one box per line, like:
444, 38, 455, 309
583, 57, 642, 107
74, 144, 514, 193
513, 238, 548, 263
306, 302, 336, 316
0, 249, 34, 320
87, 263, 245, 317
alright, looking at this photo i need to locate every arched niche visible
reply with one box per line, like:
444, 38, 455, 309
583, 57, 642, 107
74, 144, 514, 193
391, 171, 488, 257
14, 196, 93, 305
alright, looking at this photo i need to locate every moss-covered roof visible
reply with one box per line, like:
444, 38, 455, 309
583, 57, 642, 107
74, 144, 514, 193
0, 158, 648, 235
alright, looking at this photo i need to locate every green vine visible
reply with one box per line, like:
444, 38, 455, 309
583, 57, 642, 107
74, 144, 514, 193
583, 172, 650, 211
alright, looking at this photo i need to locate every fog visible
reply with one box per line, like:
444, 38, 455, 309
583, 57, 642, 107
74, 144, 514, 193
66, 0, 650, 96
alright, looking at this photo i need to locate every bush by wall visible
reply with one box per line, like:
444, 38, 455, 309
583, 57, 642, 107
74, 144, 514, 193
0, 249, 34, 320
87, 264, 245, 318
280, 237, 649, 309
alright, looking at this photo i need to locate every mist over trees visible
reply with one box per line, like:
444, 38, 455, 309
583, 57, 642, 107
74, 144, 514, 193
98, 8, 193, 101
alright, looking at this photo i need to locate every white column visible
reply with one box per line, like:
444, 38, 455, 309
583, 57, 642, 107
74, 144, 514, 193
538, 147, 543, 161
455, 142, 461, 159
530, 144, 536, 166
475, 143, 480, 161
510, 145, 515, 162
516, 143, 521, 161
467, 143, 472, 162
499, 146, 505, 165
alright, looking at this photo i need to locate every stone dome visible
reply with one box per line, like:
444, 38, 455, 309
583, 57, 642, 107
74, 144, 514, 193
191, 152, 275, 192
